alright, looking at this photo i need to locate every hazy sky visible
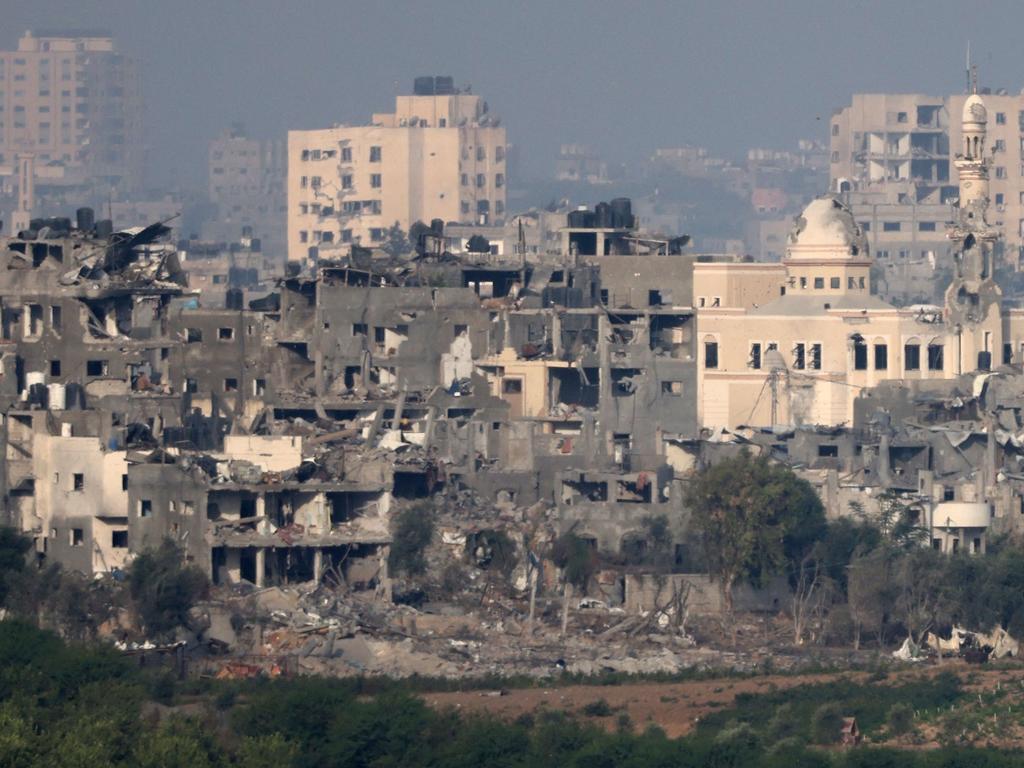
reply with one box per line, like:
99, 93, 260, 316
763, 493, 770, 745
6, 1, 1024, 188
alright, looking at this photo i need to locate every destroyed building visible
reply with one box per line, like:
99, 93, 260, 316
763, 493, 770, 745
5, 94, 1024, 620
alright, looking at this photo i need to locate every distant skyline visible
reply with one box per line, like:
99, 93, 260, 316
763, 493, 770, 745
6, 1, 1024, 190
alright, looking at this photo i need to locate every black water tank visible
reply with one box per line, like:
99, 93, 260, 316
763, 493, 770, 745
225, 288, 244, 310
610, 198, 632, 227
94, 219, 113, 238
414, 76, 435, 95
430, 218, 444, 235
285, 261, 302, 277
28, 383, 48, 409
76, 207, 95, 232
567, 210, 588, 228
595, 202, 612, 228
434, 75, 455, 94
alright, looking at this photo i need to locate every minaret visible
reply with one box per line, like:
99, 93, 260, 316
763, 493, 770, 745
945, 90, 1002, 372
956, 94, 990, 212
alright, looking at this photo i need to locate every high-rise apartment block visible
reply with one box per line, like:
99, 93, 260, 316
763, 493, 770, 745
830, 90, 1024, 269
287, 76, 507, 262
206, 125, 286, 255
0, 31, 143, 208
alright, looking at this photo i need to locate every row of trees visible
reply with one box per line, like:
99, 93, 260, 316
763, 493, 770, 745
685, 451, 1024, 648
0, 531, 208, 641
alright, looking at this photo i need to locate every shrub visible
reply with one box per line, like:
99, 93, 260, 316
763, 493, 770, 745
388, 505, 434, 577
887, 702, 914, 735
581, 699, 613, 717
810, 702, 843, 745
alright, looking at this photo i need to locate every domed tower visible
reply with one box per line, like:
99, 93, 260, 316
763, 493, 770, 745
945, 92, 1002, 370
956, 94, 990, 210
784, 196, 872, 295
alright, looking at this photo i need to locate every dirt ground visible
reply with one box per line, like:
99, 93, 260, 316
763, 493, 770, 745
422, 663, 1024, 740
422, 671, 841, 738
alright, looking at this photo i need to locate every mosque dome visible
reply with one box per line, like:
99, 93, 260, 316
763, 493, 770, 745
963, 94, 987, 128
786, 196, 867, 260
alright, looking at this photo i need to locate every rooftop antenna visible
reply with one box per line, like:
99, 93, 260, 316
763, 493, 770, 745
966, 41, 972, 94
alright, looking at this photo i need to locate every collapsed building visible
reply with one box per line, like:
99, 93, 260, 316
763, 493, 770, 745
5, 94, 1024, 626
0, 195, 708, 599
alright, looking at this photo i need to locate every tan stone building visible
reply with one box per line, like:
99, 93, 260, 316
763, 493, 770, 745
0, 31, 143, 200
700, 94, 1019, 431
287, 77, 507, 262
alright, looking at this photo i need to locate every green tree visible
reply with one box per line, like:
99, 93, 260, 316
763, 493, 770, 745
388, 503, 434, 577
0, 527, 32, 607
809, 702, 843, 745
133, 717, 220, 768
683, 452, 826, 615
381, 221, 412, 258
893, 546, 952, 644
128, 539, 208, 637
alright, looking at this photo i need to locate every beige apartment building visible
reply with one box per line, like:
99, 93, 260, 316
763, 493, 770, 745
831, 90, 1024, 268
0, 30, 143, 200
287, 77, 507, 262
699, 94, 1022, 430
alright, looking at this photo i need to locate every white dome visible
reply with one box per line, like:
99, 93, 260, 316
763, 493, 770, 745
787, 196, 867, 259
963, 94, 987, 127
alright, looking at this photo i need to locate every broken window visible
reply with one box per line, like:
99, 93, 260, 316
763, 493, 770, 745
186, 328, 202, 342
809, 343, 822, 370
874, 343, 888, 370
563, 479, 608, 503
661, 381, 683, 395
905, 342, 921, 371
183, 501, 195, 516
1004, 343, 1014, 365
50, 305, 62, 333
224, 378, 238, 392
138, 499, 152, 518
704, 340, 718, 369
50, 360, 60, 377
502, 378, 523, 394
353, 323, 367, 336
69, 528, 84, 547
253, 378, 266, 396
749, 342, 762, 370
73, 473, 84, 491
27, 304, 42, 337
793, 342, 805, 370
185, 378, 198, 394
86, 360, 108, 376
122, 474, 128, 491
218, 327, 234, 341
111, 530, 128, 548
817, 445, 839, 458
927, 343, 944, 371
